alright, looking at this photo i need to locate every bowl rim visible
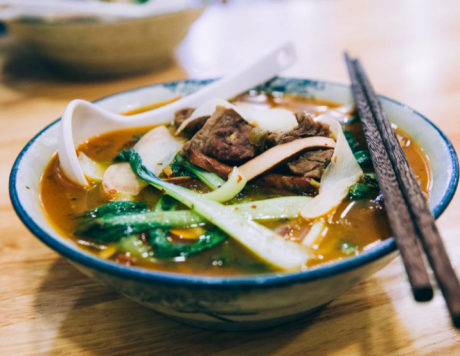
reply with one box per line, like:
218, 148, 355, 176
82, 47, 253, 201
9, 77, 459, 288
5, 2, 204, 27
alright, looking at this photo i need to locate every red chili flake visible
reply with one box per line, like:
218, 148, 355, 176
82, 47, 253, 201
237, 175, 242, 183
108, 189, 117, 195
250, 205, 257, 209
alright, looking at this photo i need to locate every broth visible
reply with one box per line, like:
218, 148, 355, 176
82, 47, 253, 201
40, 93, 431, 275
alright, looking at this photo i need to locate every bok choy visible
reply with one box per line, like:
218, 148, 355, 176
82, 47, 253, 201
118, 149, 310, 270
76, 197, 312, 242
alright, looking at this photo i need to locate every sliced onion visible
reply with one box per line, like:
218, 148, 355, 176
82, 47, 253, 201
229, 196, 312, 220
300, 115, 363, 219
302, 220, 325, 246
175, 98, 298, 135
102, 126, 183, 196
78, 152, 108, 182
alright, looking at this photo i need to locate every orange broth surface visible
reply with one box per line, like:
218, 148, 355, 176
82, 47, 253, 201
39, 93, 431, 276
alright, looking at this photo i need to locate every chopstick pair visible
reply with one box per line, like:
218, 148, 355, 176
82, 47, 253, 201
344, 53, 460, 327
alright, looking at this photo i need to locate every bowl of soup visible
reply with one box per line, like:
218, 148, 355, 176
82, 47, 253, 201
5, 5, 204, 77
9, 77, 458, 330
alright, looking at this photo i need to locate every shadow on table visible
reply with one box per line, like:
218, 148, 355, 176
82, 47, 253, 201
0, 41, 185, 101
34, 259, 414, 356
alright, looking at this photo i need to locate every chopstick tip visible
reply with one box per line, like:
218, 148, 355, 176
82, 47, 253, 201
413, 285, 434, 302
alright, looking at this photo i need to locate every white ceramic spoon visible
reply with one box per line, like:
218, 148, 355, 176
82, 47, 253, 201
58, 41, 297, 186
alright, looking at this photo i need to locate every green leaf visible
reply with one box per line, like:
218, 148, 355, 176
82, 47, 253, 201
118, 235, 152, 260
122, 149, 310, 270
348, 183, 372, 200
169, 155, 195, 178
343, 131, 358, 152
346, 116, 360, 124
174, 155, 224, 189
149, 227, 227, 258
354, 150, 372, 166
81, 201, 149, 218
154, 195, 179, 212
113, 149, 133, 163
74, 196, 314, 243
74, 210, 205, 242
338, 239, 358, 255
363, 173, 379, 188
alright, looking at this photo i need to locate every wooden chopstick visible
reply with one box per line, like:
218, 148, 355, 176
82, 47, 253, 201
348, 56, 460, 327
344, 53, 434, 302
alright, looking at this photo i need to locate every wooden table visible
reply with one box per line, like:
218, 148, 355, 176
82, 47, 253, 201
2, 0, 460, 354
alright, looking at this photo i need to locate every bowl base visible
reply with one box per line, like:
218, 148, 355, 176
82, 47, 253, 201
156, 305, 326, 331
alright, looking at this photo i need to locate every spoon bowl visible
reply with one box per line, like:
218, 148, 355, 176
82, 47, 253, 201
58, 42, 297, 186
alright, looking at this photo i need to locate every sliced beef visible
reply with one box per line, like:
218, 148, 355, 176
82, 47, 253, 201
188, 149, 232, 179
173, 108, 209, 136
287, 148, 334, 179
265, 112, 333, 179
183, 106, 257, 162
255, 174, 318, 195
266, 111, 331, 147
187, 150, 318, 195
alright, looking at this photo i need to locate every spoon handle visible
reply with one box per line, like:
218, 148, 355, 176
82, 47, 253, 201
126, 41, 297, 125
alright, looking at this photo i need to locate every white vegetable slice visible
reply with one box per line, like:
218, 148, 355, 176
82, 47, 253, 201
134, 126, 183, 176
176, 98, 298, 135
103, 162, 147, 196
203, 167, 247, 203
78, 152, 108, 182
229, 196, 312, 220
239, 136, 336, 181
102, 126, 183, 196
159, 184, 311, 270
300, 115, 363, 219
302, 220, 325, 247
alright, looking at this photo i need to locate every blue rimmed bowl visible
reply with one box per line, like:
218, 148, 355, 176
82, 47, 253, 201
9, 77, 458, 330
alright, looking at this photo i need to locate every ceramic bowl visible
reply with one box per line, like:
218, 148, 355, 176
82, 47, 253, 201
5, 7, 203, 77
10, 77, 458, 331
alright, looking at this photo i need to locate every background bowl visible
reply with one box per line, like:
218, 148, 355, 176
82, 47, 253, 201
5, 7, 204, 77
9, 78, 458, 331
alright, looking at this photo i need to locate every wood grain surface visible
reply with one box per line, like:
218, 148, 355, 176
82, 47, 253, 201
2, 0, 460, 355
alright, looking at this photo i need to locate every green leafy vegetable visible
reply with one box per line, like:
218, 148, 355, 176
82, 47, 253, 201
76, 196, 313, 242
348, 183, 372, 200
174, 155, 224, 190
346, 116, 360, 124
343, 131, 358, 152
75, 210, 205, 242
149, 227, 227, 258
118, 149, 310, 270
363, 173, 379, 189
154, 195, 179, 212
338, 239, 358, 255
118, 235, 152, 260
81, 201, 149, 218
169, 155, 194, 177
354, 150, 372, 166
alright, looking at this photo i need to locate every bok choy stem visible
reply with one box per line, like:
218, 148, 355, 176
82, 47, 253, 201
175, 155, 225, 190
76, 197, 312, 242
118, 149, 310, 270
